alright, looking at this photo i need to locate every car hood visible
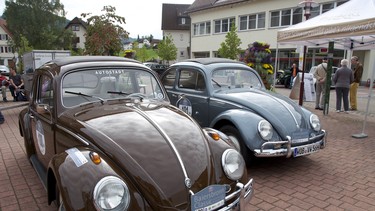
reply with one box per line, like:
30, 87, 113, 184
213, 88, 311, 138
69, 100, 219, 209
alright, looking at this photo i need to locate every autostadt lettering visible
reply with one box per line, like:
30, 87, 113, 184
95, 69, 126, 75
193, 187, 225, 209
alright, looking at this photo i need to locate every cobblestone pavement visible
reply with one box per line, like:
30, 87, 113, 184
0, 87, 374, 210
247, 86, 375, 210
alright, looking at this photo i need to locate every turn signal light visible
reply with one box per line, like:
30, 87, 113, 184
209, 132, 220, 141
90, 152, 101, 164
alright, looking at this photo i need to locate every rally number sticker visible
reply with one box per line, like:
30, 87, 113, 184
36, 120, 46, 155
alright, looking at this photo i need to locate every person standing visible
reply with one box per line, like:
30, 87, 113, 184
349, 56, 363, 111
313, 57, 328, 110
0, 72, 9, 102
8, 67, 24, 102
332, 59, 354, 113
289, 63, 300, 88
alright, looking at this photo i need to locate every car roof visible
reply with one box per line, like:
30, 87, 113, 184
183, 58, 242, 65
50, 56, 142, 67
37, 56, 145, 76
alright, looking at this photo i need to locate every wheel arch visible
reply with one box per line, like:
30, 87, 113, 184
210, 109, 265, 150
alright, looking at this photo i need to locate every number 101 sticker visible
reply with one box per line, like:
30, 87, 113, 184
177, 97, 192, 116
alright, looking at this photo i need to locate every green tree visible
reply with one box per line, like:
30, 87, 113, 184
3, 0, 72, 50
157, 34, 177, 65
82, 6, 128, 56
136, 45, 148, 62
217, 25, 242, 60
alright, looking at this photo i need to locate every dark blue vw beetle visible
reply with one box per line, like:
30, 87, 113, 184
161, 58, 327, 165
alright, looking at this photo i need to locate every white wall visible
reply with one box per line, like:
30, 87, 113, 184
164, 30, 190, 63
0, 27, 14, 66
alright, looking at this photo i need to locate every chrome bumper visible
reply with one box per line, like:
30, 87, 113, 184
218, 178, 254, 211
254, 130, 327, 158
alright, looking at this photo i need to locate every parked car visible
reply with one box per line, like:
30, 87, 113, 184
143, 62, 169, 76
18, 56, 253, 210
161, 58, 327, 165
0, 65, 10, 76
309, 65, 338, 89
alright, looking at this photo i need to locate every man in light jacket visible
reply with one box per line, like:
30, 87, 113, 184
313, 57, 328, 110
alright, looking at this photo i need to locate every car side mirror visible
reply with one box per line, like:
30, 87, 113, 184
36, 104, 51, 114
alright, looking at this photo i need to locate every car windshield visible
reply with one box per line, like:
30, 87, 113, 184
62, 68, 165, 107
211, 68, 262, 90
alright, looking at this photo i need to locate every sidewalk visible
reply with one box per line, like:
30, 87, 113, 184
275, 85, 375, 123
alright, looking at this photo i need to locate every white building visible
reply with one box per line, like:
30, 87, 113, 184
186, 0, 373, 84
0, 18, 15, 68
65, 17, 87, 50
161, 3, 191, 63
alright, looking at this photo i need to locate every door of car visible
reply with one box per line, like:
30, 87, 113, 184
162, 67, 210, 126
29, 73, 55, 170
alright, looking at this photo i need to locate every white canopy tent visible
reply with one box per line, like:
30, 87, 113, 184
278, 0, 375, 50
277, 0, 375, 138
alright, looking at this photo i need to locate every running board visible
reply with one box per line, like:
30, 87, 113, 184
30, 155, 47, 190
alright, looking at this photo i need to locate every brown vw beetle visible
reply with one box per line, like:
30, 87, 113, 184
18, 56, 253, 210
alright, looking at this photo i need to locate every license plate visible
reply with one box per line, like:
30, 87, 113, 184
191, 185, 226, 211
293, 142, 321, 157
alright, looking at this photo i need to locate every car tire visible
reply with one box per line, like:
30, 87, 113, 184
219, 125, 253, 166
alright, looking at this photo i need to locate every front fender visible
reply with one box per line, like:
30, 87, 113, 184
47, 147, 117, 210
210, 109, 282, 150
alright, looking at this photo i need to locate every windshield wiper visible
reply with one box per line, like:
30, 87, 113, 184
211, 79, 222, 87
65, 91, 105, 104
107, 91, 131, 95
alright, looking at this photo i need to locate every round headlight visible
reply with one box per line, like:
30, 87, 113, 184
310, 114, 321, 131
258, 120, 273, 141
222, 149, 245, 181
93, 176, 130, 210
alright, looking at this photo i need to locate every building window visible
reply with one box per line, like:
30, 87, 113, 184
180, 51, 184, 57
71, 25, 80, 31
193, 21, 211, 36
322, 2, 334, 13
193, 52, 210, 58
292, 8, 303, 25
270, 8, 303, 27
214, 17, 235, 33
239, 12, 265, 31
182, 18, 186, 25
337, 0, 348, 6
0, 34, 9, 40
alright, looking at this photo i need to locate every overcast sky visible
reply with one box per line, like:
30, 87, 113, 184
0, 0, 194, 39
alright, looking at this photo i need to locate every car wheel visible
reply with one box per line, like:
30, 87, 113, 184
219, 125, 253, 166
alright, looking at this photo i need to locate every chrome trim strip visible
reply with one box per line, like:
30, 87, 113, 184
56, 124, 89, 146
169, 91, 209, 100
131, 105, 192, 188
267, 93, 299, 128
210, 97, 244, 109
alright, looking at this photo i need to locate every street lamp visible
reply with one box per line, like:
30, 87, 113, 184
297, 0, 319, 106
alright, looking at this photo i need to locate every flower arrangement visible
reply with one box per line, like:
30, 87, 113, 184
240, 41, 274, 89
